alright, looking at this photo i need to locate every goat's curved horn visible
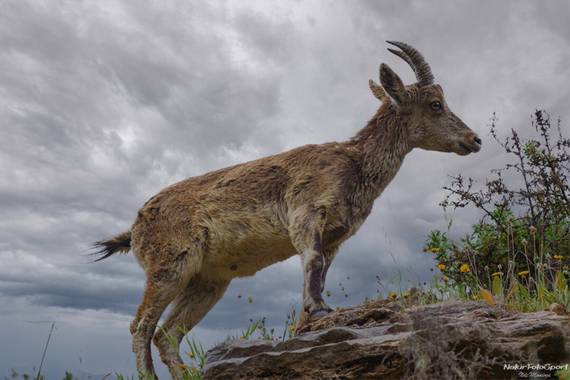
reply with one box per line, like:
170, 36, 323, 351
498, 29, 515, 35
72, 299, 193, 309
386, 40, 434, 87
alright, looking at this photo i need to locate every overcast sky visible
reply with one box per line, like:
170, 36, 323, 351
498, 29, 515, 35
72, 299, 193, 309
1, 0, 569, 378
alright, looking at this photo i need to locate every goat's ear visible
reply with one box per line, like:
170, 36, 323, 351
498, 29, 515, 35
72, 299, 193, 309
379, 63, 406, 104
368, 79, 387, 102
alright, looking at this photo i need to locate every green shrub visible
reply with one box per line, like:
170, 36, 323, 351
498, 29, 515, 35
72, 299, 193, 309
426, 110, 570, 310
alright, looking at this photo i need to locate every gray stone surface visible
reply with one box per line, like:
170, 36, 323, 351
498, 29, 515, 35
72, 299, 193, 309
203, 300, 570, 379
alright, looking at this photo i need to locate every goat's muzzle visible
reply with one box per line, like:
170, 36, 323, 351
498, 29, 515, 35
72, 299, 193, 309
458, 132, 482, 155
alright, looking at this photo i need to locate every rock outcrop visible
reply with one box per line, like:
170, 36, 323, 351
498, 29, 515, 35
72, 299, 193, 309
203, 299, 570, 379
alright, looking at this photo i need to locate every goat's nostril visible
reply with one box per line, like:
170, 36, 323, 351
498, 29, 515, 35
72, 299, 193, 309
474, 136, 482, 145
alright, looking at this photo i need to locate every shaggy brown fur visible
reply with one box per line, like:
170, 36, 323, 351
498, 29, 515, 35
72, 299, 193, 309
95, 41, 481, 378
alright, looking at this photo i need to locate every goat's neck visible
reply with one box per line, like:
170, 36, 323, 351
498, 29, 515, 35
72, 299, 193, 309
348, 105, 411, 201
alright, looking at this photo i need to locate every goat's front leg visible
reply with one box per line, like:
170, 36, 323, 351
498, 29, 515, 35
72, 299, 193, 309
300, 248, 333, 317
321, 249, 337, 293
289, 207, 332, 331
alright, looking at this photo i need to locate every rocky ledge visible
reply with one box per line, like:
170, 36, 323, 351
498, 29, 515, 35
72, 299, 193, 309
203, 299, 570, 379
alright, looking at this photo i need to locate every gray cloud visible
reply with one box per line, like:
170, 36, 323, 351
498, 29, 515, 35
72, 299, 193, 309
1, 0, 569, 376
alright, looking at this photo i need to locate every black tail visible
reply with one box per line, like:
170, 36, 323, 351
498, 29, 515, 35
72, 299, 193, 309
92, 231, 132, 262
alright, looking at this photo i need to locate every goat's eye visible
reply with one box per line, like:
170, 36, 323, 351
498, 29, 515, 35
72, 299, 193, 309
431, 101, 442, 111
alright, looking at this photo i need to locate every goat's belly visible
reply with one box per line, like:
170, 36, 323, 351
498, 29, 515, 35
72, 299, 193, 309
202, 220, 296, 279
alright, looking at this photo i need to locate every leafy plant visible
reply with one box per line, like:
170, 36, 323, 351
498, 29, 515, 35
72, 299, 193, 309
426, 110, 570, 311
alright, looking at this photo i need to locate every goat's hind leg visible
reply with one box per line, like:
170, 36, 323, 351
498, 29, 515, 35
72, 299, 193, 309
131, 252, 202, 378
153, 277, 230, 379
131, 280, 178, 379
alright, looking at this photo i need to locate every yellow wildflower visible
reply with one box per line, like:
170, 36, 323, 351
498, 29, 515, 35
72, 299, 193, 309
437, 263, 446, 270
479, 287, 496, 307
429, 247, 441, 253
491, 272, 502, 277
388, 291, 397, 300
518, 270, 530, 277
460, 264, 470, 273
553, 255, 563, 261
442, 276, 449, 282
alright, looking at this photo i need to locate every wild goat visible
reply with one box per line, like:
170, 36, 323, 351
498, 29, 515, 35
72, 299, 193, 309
94, 41, 481, 378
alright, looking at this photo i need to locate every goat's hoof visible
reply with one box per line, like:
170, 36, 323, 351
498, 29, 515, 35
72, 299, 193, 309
310, 307, 332, 318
